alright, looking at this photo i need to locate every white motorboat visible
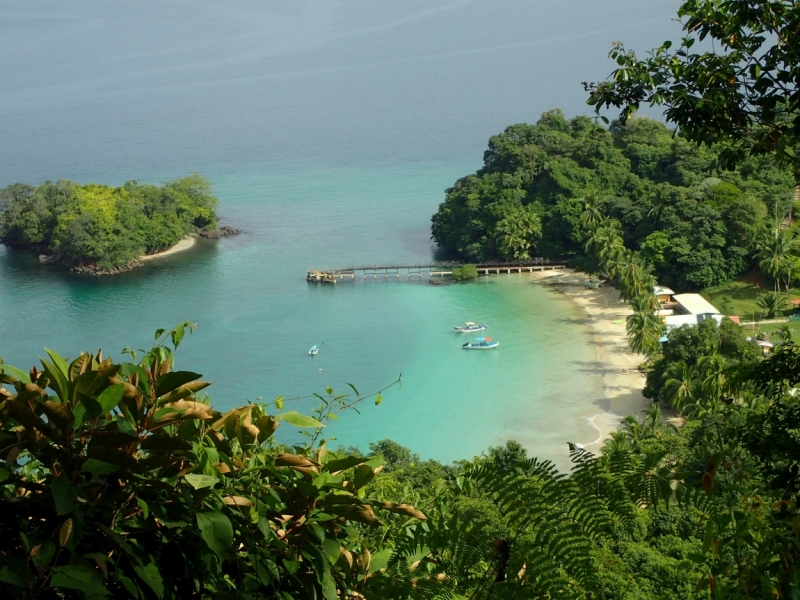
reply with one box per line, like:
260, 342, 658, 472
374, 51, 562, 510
309, 345, 319, 355
454, 321, 487, 333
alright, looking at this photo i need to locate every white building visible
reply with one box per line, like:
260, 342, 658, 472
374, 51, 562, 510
653, 287, 723, 331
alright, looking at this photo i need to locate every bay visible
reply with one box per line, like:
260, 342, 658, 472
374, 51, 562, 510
0, 0, 681, 463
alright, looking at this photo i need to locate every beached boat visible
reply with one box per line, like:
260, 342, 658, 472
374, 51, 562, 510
462, 337, 499, 349
454, 321, 487, 333
309, 345, 319, 355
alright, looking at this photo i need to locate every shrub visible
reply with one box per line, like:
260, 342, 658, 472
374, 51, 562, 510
757, 291, 789, 319
452, 264, 478, 281
0, 324, 423, 599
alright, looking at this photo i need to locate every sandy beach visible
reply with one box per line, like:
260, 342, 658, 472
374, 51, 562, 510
139, 236, 197, 262
531, 268, 650, 448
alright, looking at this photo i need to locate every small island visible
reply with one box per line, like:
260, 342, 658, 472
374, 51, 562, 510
0, 174, 238, 274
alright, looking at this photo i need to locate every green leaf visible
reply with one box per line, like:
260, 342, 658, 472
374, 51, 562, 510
0, 566, 24, 587
369, 548, 393, 574
154, 328, 166, 341
375, 393, 382, 406
51, 475, 78, 515
155, 371, 202, 398
184, 474, 218, 490
171, 324, 185, 349
322, 538, 340, 564
96, 383, 125, 415
0, 362, 31, 383
197, 512, 233, 563
75, 391, 101, 422
44, 348, 70, 378
39, 357, 69, 402
323, 455, 368, 473
0, 468, 9, 483
133, 561, 164, 599
277, 411, 325, 428
119, 362, 151, 396
274, 396, 284, 410
137, 497, 149, 520
82, 459, 121, 475
51, 565, 109, 595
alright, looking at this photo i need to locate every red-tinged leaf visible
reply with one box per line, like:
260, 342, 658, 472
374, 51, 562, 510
375, 501, 427, 520
275, 453, 318, 468
223, 495, 253, 508
59, 519, 73, 547
327, 504, 379, 526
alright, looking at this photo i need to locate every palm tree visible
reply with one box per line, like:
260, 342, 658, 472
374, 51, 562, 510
619, 414, 645, 451
630, 293, 660, 314
776, 324, 797, 343
662, 361, 698, 412
597, 233, 626, 278
494, 206, 542, 260
646, 184, 672, 224
757, 291, 789, 319
626, 309, 663, 355
600, 429, 633, 455
756, 229, 799, 293
579, 190, 606, 230
641, 402, 678, 437
617, 251, 656, 301
697, 353, 728, 410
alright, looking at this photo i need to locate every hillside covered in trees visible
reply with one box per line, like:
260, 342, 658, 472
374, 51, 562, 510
0, 174, 218, 272
431, 111, 795, 290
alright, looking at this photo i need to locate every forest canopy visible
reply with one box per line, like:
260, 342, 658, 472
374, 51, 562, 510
0, 174, 218, 270
431, 111, 795, 290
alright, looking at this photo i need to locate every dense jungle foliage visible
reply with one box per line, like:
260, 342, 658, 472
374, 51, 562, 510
0, 175, 218, 269
431, 111, 796, 290
2, 323, 800, 599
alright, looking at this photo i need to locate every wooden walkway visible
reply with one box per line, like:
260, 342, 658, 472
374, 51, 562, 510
307, 259, 567, 283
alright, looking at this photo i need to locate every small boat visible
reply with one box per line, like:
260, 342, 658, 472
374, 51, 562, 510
454, 321, 487, 333
462, 337, 499, 350
309, 345, 319, 355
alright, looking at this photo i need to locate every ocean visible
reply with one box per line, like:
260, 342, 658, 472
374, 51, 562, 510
0, 0, 680, 464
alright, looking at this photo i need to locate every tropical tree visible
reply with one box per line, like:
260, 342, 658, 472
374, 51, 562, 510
756, 229, 799, 293
616, 251, 656, 301
662, 361, 699, 413
587, 0, 800, 177
578, 190, 606, 230
776, 324, 796, 344
493, 205, 542, 260
646, 184, 672, 224
758, 290, 789, 319
626, 309, 663, 355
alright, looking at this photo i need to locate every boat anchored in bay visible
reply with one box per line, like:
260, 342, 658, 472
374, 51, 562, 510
454, 321, 487, 333
462, 337, 499, 350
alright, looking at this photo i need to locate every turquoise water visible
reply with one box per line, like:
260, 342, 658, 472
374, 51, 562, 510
0, 1, 680, 464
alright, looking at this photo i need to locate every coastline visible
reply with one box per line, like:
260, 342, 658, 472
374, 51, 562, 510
530, 268, 649, 448
139, 236, 197, 262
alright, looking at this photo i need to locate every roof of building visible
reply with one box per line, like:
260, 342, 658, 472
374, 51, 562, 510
672, 293, 721, 315
664, 314, 699, 329
653, 285, 675, 296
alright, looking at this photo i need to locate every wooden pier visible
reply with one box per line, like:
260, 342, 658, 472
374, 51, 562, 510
307, 259, 567, 283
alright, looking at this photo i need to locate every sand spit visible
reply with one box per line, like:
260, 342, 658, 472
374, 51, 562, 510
139, 236, 197, 262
